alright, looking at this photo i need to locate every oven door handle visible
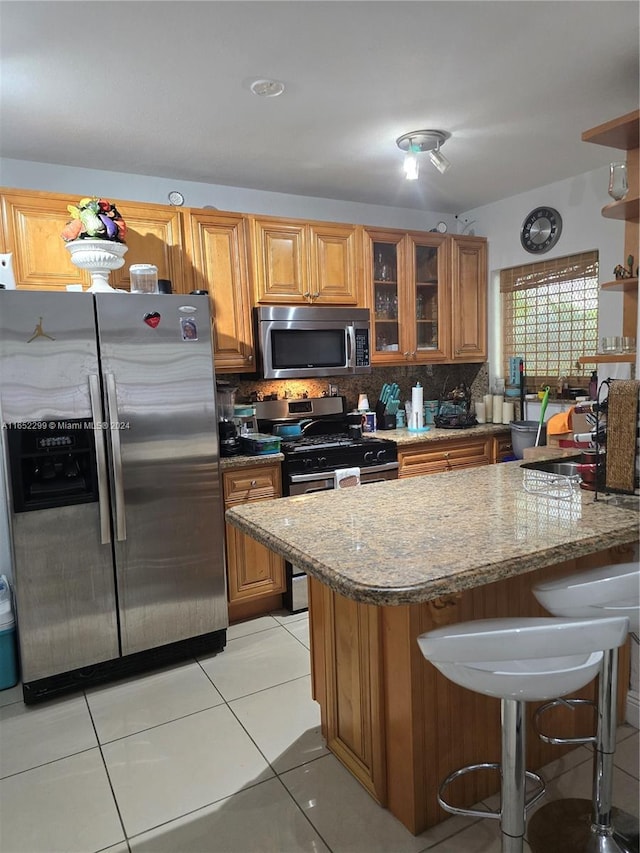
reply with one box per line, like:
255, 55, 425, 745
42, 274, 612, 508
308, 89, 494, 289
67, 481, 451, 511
288, 461, 398, 484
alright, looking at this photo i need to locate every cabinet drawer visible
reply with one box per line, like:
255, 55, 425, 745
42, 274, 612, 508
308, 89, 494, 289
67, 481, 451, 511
223, 464, 281, 503
398, 437, 492, 478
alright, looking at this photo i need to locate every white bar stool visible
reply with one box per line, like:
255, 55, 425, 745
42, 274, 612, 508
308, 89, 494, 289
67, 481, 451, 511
528, 561, 640, 853
418, 615, 630, 853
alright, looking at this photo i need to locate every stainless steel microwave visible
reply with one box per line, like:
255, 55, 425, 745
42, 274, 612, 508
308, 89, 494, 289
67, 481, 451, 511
255, 306, 371, 379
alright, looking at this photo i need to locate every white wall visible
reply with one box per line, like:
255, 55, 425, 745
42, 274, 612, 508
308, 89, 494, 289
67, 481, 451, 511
0, 158, 457, 233
459, 165, 630, 387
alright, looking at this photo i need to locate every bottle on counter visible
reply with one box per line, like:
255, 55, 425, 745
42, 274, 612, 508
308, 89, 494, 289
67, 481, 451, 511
589, 371, 598, 400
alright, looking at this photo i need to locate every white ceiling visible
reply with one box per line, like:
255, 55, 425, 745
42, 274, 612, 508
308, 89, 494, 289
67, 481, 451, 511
1, 1, 638, 215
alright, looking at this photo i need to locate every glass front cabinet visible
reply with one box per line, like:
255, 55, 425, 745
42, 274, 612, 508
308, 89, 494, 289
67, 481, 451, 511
365, 229, 448, 364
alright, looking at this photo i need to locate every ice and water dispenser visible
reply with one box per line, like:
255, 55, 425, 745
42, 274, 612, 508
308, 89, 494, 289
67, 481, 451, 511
7, 420, 98, 512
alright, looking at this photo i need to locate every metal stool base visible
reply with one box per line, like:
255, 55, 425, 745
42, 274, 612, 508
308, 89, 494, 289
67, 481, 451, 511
527, 798, 639, 853
438, 762, 545, 820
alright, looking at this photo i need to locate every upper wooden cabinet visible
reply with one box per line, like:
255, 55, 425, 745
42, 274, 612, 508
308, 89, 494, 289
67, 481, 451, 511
108, 198, 185, 291
449, 235, 487, 362
182, 209, 254, 372
364, 228, 450, 364
251, 215, 360, 304
364, 228, 486, 365
0, 188, 185, 291
1, 189, 89, 290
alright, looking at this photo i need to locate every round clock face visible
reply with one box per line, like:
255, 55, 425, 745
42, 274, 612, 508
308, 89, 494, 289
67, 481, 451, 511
520, 207, 562, 254
168, 191, 184, 207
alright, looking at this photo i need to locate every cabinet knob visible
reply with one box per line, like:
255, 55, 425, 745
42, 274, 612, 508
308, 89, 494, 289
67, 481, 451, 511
303, 291, 311, 299
245, 355, 253, 362
404, 351, 411, 358
250, 480, 257, 487
313, 291, 320, 299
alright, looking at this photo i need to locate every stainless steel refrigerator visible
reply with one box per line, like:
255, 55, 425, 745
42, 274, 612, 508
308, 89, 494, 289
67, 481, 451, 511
0, 291, 227, 702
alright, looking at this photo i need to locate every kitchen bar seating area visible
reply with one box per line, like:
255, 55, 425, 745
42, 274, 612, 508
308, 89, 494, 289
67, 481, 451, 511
0, 607, 638, 853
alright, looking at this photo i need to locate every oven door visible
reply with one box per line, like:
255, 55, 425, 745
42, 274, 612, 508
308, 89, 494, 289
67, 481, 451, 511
284, 462, 398, 612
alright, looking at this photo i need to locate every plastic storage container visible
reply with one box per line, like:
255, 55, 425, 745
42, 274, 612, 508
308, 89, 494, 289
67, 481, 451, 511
129, 264, 159, 294
240, 433, 281, 456
0, 575, 18, 690
510, 420, 546, 459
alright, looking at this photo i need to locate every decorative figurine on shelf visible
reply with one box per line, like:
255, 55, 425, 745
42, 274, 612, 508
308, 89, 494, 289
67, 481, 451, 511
61, 197, 127, 243
613, 261, 633, 280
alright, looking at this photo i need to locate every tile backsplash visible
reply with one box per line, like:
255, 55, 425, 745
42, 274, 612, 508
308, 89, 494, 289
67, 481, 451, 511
223, 363, 489, 412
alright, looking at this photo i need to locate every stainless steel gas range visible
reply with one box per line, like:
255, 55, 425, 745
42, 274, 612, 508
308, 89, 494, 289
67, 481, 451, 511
254, 396, 398, 611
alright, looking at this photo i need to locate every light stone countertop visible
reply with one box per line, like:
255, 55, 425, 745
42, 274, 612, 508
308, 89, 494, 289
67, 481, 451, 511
219, 424, 510, 470
226, 461, 639, 606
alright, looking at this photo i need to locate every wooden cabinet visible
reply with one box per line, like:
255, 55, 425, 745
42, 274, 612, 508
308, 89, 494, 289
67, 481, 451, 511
0, 188, 185, 291
364, 229, 487, 365
108, 198, 185, 291
449, 235, 487, 362
492, 431, 513, 463
1, 189, 89, 290
182, 209, 254, 372
223, 463, 285, 619
251, 215, 360, 304
364, 228, 449, 364
578, 109, 639, 366
398, 435, 493, 478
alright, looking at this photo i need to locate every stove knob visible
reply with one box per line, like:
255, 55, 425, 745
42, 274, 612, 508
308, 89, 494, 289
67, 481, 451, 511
318, 456, 327, 469
304, 458, 314, 471
376, 449, 388, 462
364, 451, 374, 463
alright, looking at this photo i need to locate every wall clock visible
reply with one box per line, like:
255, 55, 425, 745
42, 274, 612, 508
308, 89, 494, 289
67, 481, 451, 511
520, 207, 562, 254
168, 191, 184, 207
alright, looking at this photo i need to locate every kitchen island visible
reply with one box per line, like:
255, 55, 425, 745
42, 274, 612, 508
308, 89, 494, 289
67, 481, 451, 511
226, 462, 639, 834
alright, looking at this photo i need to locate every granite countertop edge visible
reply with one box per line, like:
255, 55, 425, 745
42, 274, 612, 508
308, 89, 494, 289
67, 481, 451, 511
226, 508, 638, 605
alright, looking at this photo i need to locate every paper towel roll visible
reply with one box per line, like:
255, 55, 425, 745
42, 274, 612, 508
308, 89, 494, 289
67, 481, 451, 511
483, 394, 494, 423
502, 401, 514, 424
412, 384, 424, 429
493, 395, 503, 424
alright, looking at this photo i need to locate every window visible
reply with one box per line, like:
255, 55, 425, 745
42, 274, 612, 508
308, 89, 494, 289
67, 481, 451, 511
501, 251, 598, 387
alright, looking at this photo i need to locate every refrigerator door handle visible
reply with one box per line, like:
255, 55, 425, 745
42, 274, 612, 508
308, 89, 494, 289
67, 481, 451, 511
88, 374, 111, 545
104, 372, 127, 542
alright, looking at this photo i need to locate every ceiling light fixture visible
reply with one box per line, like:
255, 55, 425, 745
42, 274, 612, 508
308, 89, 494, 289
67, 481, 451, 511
249, 78, 285, 98
396, 130, 451, 180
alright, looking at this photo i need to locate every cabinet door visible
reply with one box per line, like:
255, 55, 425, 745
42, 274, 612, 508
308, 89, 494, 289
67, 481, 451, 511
1, 190, 89, 289
184, 210, 254, 373
223, 465, 285, 604
252, 217, 309, 302
109, 200, 185, 291
225, 520, 286, 602
450, 236, 487, 361
364, 228, 408, 363
408, 233, 449, 362
309, 222, 360, 304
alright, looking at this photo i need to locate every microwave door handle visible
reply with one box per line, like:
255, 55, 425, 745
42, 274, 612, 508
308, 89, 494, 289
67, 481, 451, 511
347, 326, 354, 367
88, 374, 111, 545
104, 373, 127, 542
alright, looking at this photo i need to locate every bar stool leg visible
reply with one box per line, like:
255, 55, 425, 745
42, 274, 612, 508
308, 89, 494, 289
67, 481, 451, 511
501, 699, 527, 853
528, 648, 639, 853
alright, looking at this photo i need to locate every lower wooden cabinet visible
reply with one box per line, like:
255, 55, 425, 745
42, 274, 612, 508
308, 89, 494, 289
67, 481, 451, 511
492, 431, 514, 462
223, 463, 285, 619
398, 435, 493, 478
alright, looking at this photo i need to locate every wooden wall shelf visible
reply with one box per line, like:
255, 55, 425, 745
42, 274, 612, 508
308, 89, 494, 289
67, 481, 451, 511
578, 354, 635, 365
601, 197, 640, 221
601, 277, 638, 292
581, 109, 640, 150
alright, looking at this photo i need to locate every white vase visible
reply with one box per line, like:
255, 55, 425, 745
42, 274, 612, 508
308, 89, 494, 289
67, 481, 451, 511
65, 239, 128, 292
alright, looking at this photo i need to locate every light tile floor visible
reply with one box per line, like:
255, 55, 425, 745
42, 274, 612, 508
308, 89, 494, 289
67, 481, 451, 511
0, 610, 637, 853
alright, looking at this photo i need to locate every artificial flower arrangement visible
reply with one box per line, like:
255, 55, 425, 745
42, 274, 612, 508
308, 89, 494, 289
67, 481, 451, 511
61, 197, 127, 243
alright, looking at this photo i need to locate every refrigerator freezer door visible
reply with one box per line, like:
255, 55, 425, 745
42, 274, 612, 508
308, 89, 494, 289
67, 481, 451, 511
95, 294, 227, 655
0, 292, 119, 681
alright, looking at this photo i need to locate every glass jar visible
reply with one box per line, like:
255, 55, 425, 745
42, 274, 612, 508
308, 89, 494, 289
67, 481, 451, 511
608, 162, 628, 202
